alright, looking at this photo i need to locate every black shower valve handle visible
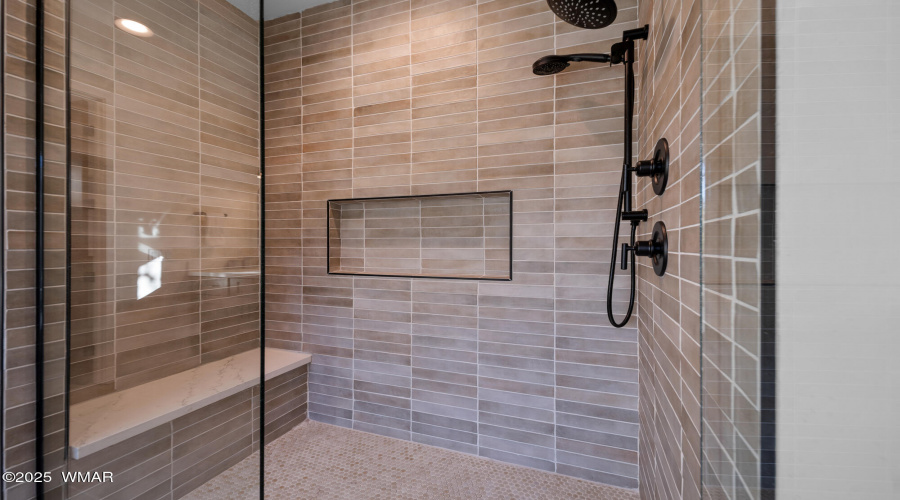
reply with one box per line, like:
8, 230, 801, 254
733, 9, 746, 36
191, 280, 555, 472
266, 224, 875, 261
621, 240, 658, 270
632, 239, 662, 259
624, 221, 669, 277
634, 159, 663, 177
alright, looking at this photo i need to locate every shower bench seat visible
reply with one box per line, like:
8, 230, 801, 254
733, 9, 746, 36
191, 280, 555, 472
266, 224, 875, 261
68, 347, 311, 460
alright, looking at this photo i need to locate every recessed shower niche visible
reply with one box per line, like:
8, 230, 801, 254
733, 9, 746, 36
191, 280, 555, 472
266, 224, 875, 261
327, 191, 513, 280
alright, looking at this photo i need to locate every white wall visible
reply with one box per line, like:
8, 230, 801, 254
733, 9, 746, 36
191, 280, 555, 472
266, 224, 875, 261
777, 1, 900, 498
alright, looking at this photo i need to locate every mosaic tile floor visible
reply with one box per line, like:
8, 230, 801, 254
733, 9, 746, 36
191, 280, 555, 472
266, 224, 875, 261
183, 420, 640, 500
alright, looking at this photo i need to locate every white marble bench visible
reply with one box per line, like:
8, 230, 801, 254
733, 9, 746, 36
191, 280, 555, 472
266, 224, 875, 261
69, 348, 311, 459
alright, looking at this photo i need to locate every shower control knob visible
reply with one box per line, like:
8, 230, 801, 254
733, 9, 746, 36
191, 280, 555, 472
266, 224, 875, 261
631, 239, 661, 259
634, 138, 669, 196
621, 221, 669, 276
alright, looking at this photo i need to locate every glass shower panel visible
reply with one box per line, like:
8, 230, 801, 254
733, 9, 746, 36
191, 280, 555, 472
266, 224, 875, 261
700, 1, 772, 499
67, 0, 261, 497
260, 2, 304, 496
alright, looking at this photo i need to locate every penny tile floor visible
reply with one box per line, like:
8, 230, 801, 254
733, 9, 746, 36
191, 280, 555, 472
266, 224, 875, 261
183, 420, 640, 500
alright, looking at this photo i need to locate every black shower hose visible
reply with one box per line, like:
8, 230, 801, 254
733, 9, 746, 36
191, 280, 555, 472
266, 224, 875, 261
607, 166, 637, 328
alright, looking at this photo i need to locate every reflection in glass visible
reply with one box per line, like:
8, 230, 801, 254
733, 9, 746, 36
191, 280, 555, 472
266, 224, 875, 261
67, 0, 261, 497
136, 256, 163, 300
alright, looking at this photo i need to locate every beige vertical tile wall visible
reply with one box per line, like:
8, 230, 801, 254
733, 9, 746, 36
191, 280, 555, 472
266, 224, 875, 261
3, 0, 69, 498
263, 7, 304, 353
68, 0, 261, 404
634, 0, 702, 499
265, 0, 643, 489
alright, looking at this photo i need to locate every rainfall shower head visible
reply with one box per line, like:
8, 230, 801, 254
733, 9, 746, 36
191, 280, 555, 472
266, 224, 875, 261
547, 0, 618, 29
532, 53, 611, 76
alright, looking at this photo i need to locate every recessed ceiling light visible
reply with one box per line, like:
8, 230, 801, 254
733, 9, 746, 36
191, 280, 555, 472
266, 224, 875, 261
115, 18, 153, 37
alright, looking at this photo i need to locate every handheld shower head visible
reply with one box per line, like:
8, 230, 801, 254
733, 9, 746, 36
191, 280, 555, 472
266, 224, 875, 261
532, 53, 611, 76
547, 0, 618, 30
533, 56, 572, 76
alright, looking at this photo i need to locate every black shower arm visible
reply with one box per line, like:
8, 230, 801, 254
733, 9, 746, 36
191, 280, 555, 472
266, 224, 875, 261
557, 53, 611, 63
610, 25, 649, 65
623, 25, 650, 42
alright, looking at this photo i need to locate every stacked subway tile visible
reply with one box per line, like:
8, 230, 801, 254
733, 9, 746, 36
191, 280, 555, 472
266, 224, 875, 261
264, 0, 642, 489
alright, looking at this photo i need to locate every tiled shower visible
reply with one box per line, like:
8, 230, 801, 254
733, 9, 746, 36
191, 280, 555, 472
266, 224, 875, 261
4, 0, 899, 499
265, 0, 648, 488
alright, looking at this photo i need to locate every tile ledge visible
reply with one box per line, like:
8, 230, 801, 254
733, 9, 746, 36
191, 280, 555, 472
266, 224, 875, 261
69, 347, 310, 460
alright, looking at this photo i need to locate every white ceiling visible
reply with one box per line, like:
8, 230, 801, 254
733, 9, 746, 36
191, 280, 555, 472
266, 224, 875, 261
225, 0, 259, 19
226, 0, 336, 20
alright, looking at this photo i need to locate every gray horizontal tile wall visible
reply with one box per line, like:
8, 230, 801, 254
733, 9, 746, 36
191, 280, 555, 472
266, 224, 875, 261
264, 0, 643, 489
65, 365, 307, 500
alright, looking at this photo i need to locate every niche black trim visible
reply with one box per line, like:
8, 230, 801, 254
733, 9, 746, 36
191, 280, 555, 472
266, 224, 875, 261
34, 0, 46, 496
326, 191, 514, 282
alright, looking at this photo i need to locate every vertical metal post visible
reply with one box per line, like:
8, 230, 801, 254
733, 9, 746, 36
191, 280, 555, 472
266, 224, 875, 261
258, 0, 266, 497
34, 0, 46, 497
1, 0, 6, 490
623, 39, 634, 215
